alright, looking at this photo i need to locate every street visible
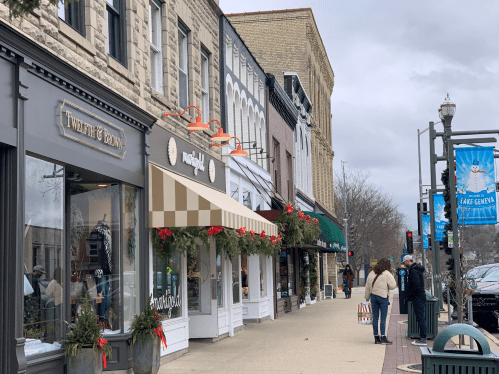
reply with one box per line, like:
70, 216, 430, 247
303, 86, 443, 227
162, 289, 389, 374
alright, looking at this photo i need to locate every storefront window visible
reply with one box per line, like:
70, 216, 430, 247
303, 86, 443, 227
70, 183, 121, 333
242, 189, 252, 209
152, 244, 182, 319
279, 249, 295, 297
279, 250, 288, 297
260, 256, 267, 297
232, 257, 240, 304
230, 182, 239, 202
123, 185, 141, 329
241, 255, 249, 299
24, 156, 65, 356
187, 248, 210, 312
216, 253, 223, 308
275, 255, 281, 299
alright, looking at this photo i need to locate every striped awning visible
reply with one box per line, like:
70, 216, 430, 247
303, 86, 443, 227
149, 163, 278, 235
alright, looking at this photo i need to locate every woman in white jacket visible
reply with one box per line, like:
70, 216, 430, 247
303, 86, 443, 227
364, 258, 397, 345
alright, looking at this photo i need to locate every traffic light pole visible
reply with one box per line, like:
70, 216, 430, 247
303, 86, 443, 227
342, 161, 349, 265
418, 128, 427, 274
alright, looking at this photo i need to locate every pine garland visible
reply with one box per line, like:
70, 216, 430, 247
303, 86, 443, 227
309, 250, 319, 299
151, 205, 321, 260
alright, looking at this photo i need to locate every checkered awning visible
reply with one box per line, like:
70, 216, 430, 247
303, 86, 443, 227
149, 163, 278, 235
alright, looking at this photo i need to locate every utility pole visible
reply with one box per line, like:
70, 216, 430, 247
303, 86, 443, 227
418, 128, 427, 273
342, 161, 349, 265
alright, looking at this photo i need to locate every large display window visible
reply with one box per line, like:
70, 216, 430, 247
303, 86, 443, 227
241, 255, 249, 299
23, 155, 144, 358
24, 156, 65, 356
232, 257, 240, 304
279, 249, 295, 297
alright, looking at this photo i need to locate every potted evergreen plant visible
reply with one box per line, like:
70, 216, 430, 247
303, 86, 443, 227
131, 296, 167, 374
64, 295, 112, 374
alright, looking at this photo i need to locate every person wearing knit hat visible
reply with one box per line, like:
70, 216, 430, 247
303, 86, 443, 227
404, 254, 427, 346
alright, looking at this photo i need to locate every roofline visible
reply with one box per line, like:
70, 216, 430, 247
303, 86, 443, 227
227, 8, 334, 85
225, 8, 312, 17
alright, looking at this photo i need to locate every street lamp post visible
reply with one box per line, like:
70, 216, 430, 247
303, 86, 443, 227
342, 161, 349, 265
418, 128, 428, 276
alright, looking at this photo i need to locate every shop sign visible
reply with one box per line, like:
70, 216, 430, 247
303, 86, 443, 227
59, 99, 126, 159
151, 288, 182, 319
167, 136, 216, 182
183, 151, 205, 175
313, 238, 329, 248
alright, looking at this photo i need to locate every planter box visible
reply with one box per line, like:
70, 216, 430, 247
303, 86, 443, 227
68, 347, 102, 374
133, 336, 161, 374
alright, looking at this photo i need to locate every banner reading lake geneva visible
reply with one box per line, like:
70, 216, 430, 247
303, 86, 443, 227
456, 146, 497, 225
422, 214, 430, 249
433, 193, 448, 241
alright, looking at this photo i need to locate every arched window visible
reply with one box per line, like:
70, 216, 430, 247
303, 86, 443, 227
300, 129, 303, 150
306, 136, 308, 156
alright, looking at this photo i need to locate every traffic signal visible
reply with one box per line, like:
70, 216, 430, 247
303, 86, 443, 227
406, 231, 413, 254
348, 250, 354, 257
349, 226, 355, 247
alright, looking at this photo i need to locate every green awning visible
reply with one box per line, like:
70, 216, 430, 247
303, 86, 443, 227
304, 211, 346, 251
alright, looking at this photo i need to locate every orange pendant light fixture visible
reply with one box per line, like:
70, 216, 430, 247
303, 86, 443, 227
162, 105, 209, 132
209, 120, 232, 143
211, 136, 248, 157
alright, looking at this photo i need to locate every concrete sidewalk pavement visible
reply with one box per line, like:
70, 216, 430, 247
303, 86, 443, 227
161, 288, 388, 374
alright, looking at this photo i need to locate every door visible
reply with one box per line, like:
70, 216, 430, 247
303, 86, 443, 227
188, 241, 218, 338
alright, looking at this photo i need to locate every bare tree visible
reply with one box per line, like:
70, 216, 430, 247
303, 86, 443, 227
334, 168, 408, 280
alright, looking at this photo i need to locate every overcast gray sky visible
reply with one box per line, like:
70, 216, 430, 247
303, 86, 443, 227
219, 0, 499, 231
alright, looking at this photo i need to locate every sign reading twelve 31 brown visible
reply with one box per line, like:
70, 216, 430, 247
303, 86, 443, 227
59, 99, 126, 159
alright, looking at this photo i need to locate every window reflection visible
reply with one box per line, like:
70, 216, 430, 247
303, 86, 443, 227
241, 255, 248, 299
232, 257, 240, 304
24, 156, 65, 356
153, 244, 182, 319
70, 184, 121, 333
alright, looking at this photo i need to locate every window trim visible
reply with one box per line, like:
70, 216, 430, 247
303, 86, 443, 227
201, 47, 210, 123
178, 21, 189, 109
106, 0, 127, 65
149, 0, 163, 92
58, 0, 85, 36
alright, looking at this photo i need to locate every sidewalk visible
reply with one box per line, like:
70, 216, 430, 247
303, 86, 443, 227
160, 288, 386, 374
382, 294, 455, 374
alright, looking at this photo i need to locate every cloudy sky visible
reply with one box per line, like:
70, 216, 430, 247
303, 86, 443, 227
219, 0, 499, 230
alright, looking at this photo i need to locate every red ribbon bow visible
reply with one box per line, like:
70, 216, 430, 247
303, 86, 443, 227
260, 230, 266, 238
96, 338, 108, 368
298, 211, 305, 220
153, 326, 167, 350
285, 204, 294, 214
237, 227, 247, 236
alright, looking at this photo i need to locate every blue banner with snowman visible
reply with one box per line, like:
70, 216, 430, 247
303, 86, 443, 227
422, 214, 430, 249
456, 146, 497, 225
433, 193, 448, 241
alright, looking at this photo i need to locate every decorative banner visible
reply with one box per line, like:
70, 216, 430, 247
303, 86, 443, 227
422, 214, 430, 249
456, 146, 497, 225
433, 194, 448, 241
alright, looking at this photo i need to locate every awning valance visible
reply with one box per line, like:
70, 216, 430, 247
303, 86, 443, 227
149, 163, 278, 236
304, 211, 346, 250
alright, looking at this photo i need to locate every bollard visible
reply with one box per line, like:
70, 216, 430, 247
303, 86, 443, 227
447, 287, 451, 324
468, 297, 474, 350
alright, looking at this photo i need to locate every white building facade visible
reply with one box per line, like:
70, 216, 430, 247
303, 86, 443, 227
284, 73, 314, 211
220, 16, 275, 327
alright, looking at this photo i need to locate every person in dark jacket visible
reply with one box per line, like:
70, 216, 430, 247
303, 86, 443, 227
342, 265, 355, 298
403, 255, 427, 346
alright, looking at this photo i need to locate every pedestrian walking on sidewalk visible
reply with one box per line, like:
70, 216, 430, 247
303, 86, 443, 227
365, 258, 397, 345
343, 265, 355, 298
403, 255, 427, 346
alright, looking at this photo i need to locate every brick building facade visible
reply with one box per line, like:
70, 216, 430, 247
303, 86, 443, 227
227, 8, 336, 216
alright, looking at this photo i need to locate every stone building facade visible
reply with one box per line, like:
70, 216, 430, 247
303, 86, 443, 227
227, 8, 336, 216
0, 0, 224, 154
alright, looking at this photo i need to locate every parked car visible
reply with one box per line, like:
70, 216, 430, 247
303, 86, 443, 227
471, 282, 499, 332
443, 264, 499, 303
